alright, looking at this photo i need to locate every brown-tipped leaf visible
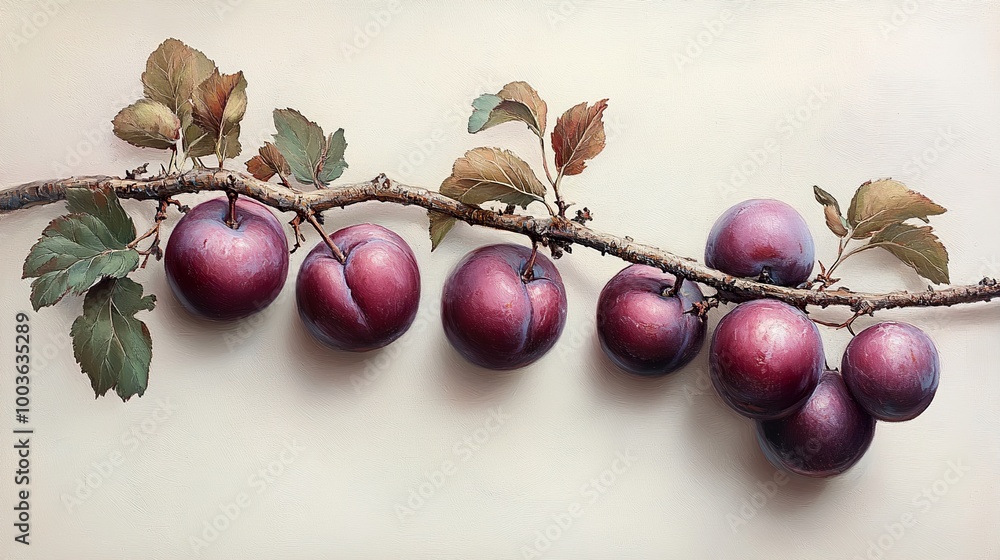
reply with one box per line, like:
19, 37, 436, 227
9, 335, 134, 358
847, 179, 947, 239
468, 81, 548, 137
868, 223, 950, 284
813, 185, 849, 237
192, 69, 248, 162
551, 99, 609, 176
246, 142, 291, 182
429, 147, 546, 248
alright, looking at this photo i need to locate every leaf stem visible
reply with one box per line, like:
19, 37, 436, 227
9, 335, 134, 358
826, 241, 874, 279
305, 211, 346, 263
552, 170, 568, 217
539, 136, 555, 187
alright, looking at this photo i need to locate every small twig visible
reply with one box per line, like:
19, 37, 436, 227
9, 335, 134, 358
288, 214, 306, 254
552, 169, 570, 217
304, 211, 345, 263
811, 309, 866, 335
539, 136, 556, 187
125, 163, 149, 180
164, 197, 189, 213
689, 294, 721, 318
128, 199, 170, 268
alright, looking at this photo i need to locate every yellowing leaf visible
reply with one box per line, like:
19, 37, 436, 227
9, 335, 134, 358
440, 147, 547, 207
141, 38, 217, 158
246, 142, 291, 182
429, 147, 546, 248
868, 223, 950, 284
551, 99, 609, 176
192, 69, 248, 162
142, 38, 216, 116
468, 81, 548, 137
112, 99, 180, 150
847, 179, 947, 239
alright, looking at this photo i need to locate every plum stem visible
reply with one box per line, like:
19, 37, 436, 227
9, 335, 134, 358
522, 240, 539, 283
225, 191, 239, 229
811, 309, 866, 335
663, 275, 684, 298
3, 170, 1000, 315
305, 211, 346, 263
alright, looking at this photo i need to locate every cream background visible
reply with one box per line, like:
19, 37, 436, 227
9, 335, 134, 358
1, 1, 999, 559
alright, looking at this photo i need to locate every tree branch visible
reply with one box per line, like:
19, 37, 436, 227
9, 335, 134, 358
2, 169, 998, 313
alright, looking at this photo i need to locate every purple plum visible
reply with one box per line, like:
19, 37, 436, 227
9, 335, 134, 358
441, 244, 567, 370
841, 321, 940, 422
164, 196, 288, 320
596, 264, 706, 376
296, 223, 421, 352
710, 299, 824, 419
756, 370, 876, 477
705, 198, 815, 287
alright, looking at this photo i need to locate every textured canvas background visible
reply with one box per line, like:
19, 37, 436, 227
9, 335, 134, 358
1, 1, 998, 558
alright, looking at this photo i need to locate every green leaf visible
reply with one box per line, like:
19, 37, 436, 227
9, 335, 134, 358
317, 129, 348, 185
71, 277, 156, 401
192, 69, 248, 163
22, 186, 140, 310
813, 185, 849, 237
272, 109, 348, 188
273, 108, 326, 186
847, 179, 947, 239
468, 81, 548, 137
428, 211, 457, 251
65, 185, 136, 244
112, 99, 181, 150
867, 223, 950, 284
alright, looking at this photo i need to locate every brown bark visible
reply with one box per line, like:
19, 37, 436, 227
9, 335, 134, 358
2, 169, 998, 314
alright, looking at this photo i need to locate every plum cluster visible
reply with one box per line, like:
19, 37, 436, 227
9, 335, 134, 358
163, 196, 940, 478
705, 199, 941, 477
